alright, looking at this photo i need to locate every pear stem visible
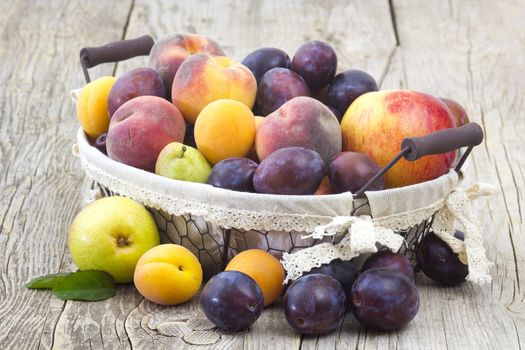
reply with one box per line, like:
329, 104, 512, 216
179, 145, 187, 158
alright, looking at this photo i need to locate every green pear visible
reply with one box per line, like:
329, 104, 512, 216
155, 142, 212, 183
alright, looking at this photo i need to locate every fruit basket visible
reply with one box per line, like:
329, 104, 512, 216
73, 35, 493, 284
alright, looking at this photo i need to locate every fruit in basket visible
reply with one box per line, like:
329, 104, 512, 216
195, 99, 256, 164
247, 116, 265, 161
155, 142, 212, 183
416, 232, 468, 286
350, 268, 419, 331
326, 105, 343, 122
301, 259, 358, 310
314, 176, 334, 195
253, 147, 323, 195
172, 54, 257, 124
200, 271, 264, 330
327, 69, 378, 115
328, 152, 384, 193
256, 68, 310, 116
108, 67, 167, 117
94, 133, 107, 154
76, 76, 116, 138
341, 90, 457, 188
255, 96, 342, 167
134, 244, 203, 305
207, 157, 258, 192
361, 250, 414, 281
106, 96, 186, 172
440, 97, 470, 127
68, 196, 160, 283
291, 40, 337, 91
225, 249, 285, 306
149, 32, 224, 97
241, 47, 291, 83
284, 274, 346, 334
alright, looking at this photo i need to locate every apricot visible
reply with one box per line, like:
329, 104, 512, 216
194, 99, 256, 164
172, 54, 257, 124
134, 244, 203, 305
76, 76, 116, 138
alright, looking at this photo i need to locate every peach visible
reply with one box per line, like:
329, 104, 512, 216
172, 54, 257, 124
106, 96, 186, 172
195, 99, 256, 164
134, 244, 203, 305
255, 96, 342, 167
76, 76, 116, 138
149, 32, 224, 96
341, 90, 457, 188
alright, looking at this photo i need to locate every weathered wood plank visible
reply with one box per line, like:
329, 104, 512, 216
0, 0, 131, 349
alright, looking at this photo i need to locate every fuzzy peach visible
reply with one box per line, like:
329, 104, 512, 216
341, 90, 456, 188
134, 244, 203, 305
149, 32, 224, 96
172, 54, 257, 124
76, 76, 116, 138
255, 96, 342, 167
106, 96, 186, 172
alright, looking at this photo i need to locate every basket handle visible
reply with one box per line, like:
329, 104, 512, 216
354, 122, 484, 197
79, 35, 154, 83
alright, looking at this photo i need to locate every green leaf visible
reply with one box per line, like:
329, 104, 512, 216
26, 273, 70, 289
52, 270, 116, 301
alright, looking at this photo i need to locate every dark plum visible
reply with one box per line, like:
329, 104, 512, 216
241, 47, 292, 83
108, 67, 167, 117
253, 147, 323, 195
302, 259, 358, 310
284, 274, 346, 334
95, 133, 107, 154
207, 157, 258, 192
256, 68, 310, 116
440, 97, 470, 127
327, 69, 378, 115
362, 250, 414, 281
200, 271, 264, 331
416, 232, 468, 286
351, 268, 419, 331
329, 152, 384, 193
292, 40, 337, 91
326, 105, 343, 122
183, 123, 197, 148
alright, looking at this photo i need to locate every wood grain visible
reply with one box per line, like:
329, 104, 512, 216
0, 0, 523, 349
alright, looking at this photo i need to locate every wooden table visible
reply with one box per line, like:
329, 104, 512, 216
1, 0, 523, 349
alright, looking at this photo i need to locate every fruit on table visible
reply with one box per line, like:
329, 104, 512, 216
253, 147, 323, 195
361, 250, 414, 281
302, 259, 358, 310
416, 232, 468, 286
328, 151, 384, 193
291, 40, 337, 91
108, 67, 167, 117
134, 244, 203, 305
149, 32, 224, 97
241, 47, 291, 83
284, 274, 346, 335
225, 249, 285, 306
68, 196, 160, 283
440, 97, 470, 127
155, 142, 212, 183
314, 176, 334, 195
172, 54, 257, 124
327, 69, 378, 115
195, 99, 256, 164
106, 96, 186, 172
207, 157, 258, 192
76, 76, 116, 138
200, 271, 264, 330
94, 133, 107, 155
255, 96, 342, 167
351, 268, 419, 331
341, 90, 457, 188
256, 68, 310, 116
